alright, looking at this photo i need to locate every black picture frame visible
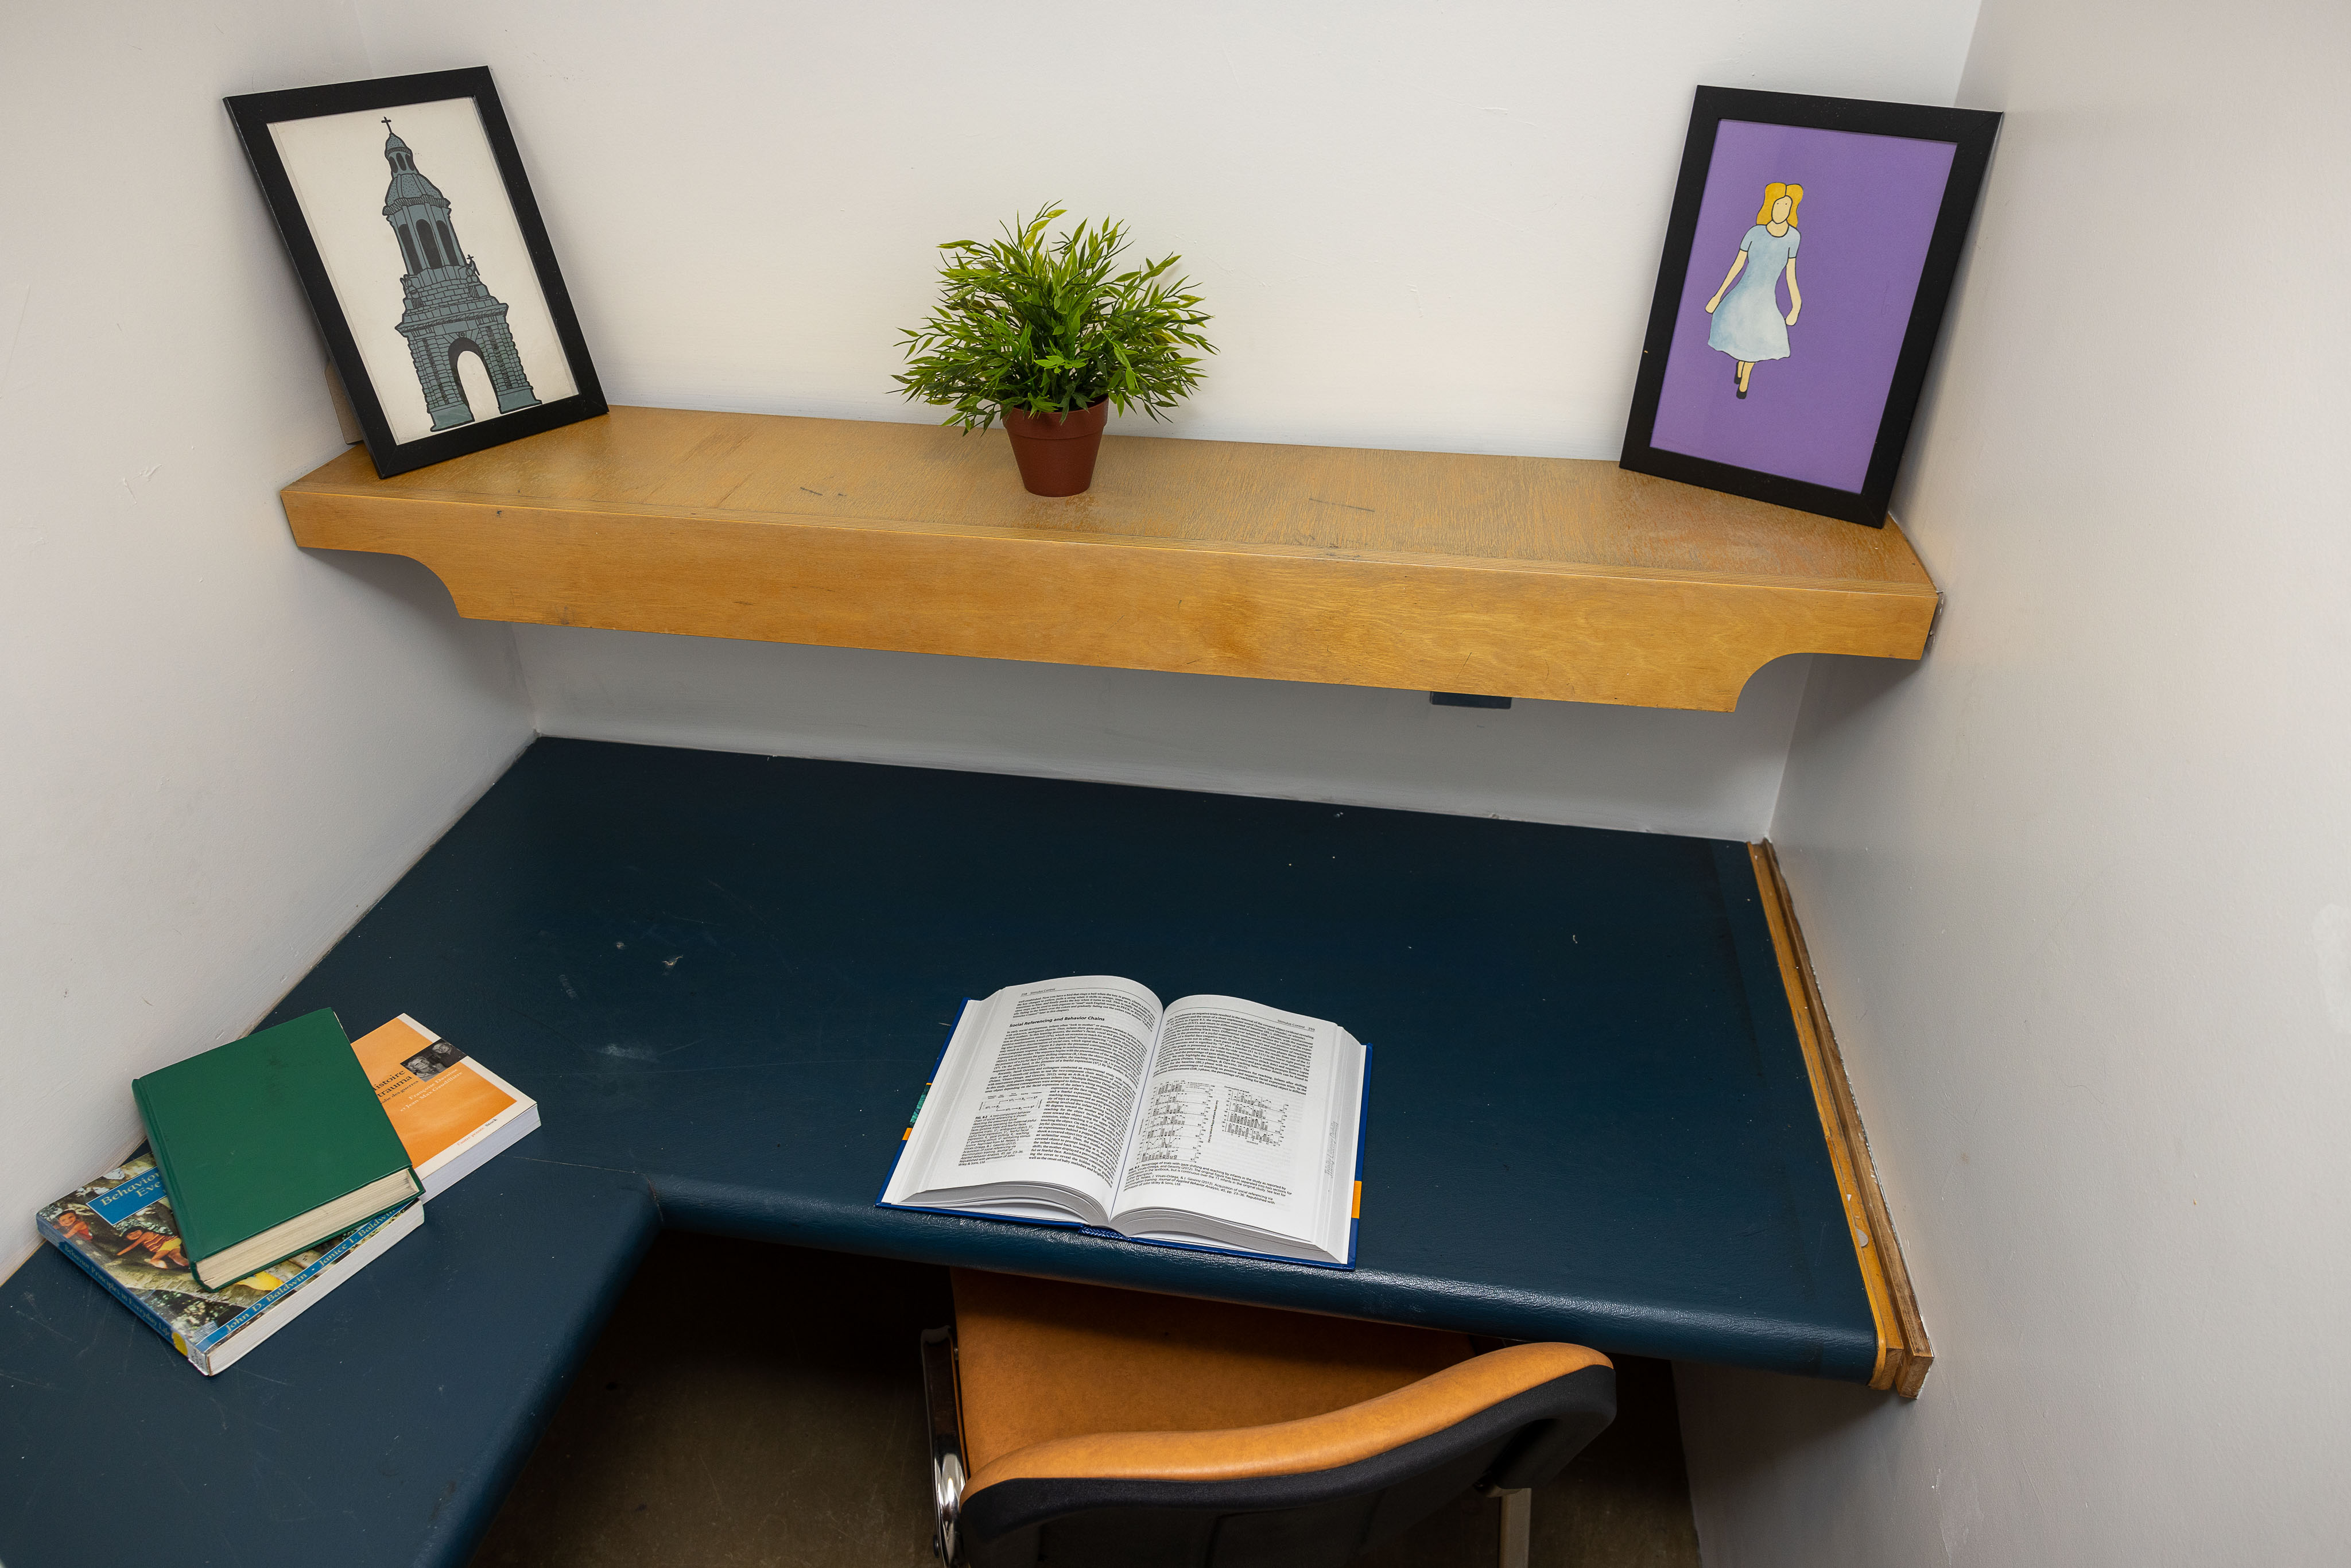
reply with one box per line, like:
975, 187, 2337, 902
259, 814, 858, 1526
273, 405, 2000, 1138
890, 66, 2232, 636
226, 68, 604, 478
1620, 87, 1999, 527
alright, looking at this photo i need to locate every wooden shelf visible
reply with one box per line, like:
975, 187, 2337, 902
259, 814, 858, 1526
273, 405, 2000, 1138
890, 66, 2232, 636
281, 405, 1939, 711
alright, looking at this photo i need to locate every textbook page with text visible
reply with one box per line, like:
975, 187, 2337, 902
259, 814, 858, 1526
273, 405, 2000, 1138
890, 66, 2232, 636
879, 976, 1365, 1267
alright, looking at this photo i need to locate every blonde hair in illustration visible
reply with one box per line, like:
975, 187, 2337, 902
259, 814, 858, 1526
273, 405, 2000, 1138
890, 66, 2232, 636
1755, 182, 1804, 226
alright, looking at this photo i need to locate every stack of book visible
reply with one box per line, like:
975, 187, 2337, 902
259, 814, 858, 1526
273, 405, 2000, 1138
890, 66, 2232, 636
36, 1010, 538, 1375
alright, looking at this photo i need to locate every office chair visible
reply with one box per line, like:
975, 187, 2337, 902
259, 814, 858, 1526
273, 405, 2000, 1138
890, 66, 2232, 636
921, 1269, 1615, 1568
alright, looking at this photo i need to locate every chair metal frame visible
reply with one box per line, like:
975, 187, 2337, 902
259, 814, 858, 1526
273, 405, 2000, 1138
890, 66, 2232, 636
922, 1325, 969, 1566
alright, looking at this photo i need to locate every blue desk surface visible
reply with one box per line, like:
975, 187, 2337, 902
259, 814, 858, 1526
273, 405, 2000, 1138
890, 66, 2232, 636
2, 738, 1875, 1567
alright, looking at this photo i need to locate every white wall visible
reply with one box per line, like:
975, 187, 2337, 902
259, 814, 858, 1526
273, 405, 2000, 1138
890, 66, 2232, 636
1679, 0, 2351, 1562
522, 634, 1811, 837
348, 0, 1982, 837
351, 0, 1983, 453
0, 7, 534, 1275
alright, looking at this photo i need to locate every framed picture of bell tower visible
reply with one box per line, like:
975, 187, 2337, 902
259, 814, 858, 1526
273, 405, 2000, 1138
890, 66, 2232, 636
227, 68, 605, 478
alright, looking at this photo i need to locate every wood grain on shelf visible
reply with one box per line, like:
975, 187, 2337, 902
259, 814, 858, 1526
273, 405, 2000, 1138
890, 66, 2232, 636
1749, 842, 1934, 1397
282, 406, 1939, 711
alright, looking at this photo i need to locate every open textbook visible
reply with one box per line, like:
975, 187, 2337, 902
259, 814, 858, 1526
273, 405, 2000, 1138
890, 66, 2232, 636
880, 976, 1367, 1267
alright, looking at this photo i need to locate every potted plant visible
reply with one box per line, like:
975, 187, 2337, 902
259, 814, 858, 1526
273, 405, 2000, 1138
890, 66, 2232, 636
895, 204, 1215, 497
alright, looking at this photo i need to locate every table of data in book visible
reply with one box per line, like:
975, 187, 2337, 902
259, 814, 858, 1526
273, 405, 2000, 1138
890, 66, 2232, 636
880, 976, 1367, 1267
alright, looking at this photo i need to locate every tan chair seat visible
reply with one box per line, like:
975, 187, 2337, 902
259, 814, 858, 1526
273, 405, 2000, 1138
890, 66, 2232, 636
951, 1268, 1479, 1477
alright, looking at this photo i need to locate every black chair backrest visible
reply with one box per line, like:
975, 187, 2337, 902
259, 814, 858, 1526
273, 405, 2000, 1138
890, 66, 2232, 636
957, 1363, 1615, 1568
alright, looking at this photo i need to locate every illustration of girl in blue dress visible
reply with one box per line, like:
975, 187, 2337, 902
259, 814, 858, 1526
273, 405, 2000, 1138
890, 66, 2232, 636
1704, 182, 1805, 400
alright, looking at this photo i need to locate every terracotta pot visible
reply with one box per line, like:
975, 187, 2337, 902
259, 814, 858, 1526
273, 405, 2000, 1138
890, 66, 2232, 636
1000, 401, 1109, 496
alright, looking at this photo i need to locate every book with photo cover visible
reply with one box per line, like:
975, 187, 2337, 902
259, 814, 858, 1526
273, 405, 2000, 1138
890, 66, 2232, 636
35, 1147, 421, 1376
880, 976, 1367, 1268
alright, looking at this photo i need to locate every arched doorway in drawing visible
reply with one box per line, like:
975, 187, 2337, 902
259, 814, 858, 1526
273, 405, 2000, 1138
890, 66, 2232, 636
407, 315, 541, 431
446, 336, 495, 425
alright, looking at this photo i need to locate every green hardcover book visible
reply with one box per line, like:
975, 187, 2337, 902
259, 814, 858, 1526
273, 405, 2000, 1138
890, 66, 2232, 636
132, 1008, 422, 1288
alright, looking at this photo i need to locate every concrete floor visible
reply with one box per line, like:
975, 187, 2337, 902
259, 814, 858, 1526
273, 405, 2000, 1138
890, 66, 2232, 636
468, 1232, 1701, 1568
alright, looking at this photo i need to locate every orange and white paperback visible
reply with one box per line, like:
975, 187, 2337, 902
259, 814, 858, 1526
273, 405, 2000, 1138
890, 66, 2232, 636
351, 1014, 540, 1197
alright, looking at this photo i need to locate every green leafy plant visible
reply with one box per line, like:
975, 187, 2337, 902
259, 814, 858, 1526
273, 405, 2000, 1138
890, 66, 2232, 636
895, 204, 1215, 431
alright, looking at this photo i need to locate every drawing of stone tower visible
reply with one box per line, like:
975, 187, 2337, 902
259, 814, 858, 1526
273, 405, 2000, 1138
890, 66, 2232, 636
381, 121, 538, 430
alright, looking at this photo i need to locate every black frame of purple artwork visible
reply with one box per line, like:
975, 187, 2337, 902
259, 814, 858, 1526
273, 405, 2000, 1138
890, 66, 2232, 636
226, 68, 606, 478
1620, 87, 1999, 527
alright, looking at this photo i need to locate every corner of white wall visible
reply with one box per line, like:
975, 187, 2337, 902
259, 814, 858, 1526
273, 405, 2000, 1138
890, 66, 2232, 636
1679, 0, 2351, 1562
0, 5, 537, 1278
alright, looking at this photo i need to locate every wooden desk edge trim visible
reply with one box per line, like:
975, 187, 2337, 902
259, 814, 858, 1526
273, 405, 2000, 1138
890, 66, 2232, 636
278, 479, 1945, 603
1749, 843, 1934, 1398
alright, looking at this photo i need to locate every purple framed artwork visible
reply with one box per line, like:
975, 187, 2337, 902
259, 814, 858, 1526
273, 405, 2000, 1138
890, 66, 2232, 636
1621, 88, 1999, 527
